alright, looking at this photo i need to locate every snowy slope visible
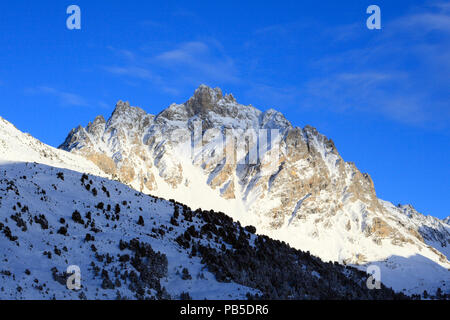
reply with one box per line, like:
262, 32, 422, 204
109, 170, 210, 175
0, 163, 410, 300
0, 117, 105, 177
0, 163, 257, 299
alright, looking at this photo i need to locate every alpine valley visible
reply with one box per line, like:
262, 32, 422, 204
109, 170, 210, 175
0, 85, 448, 299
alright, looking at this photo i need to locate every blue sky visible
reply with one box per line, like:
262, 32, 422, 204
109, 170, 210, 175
0, 0, 449, 219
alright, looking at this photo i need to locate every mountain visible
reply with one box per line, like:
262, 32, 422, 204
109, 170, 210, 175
0, 116, 105, 176
60, 85, 450, 295
0, 116, 407, 300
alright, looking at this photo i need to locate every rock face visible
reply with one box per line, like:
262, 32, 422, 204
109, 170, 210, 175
59, 85, 450, 295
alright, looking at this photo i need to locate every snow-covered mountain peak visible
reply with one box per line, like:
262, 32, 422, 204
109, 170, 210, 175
260, 108, 292, 130
58, 88, 450, 295
109, 101, 149, 126
156, 85, 264, 130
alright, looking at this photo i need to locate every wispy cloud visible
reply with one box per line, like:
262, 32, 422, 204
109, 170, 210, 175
393, 2, 450, 34
154, 41, 239, 83
103, 66, 158, 81
302, 72, 432, 124
298, 3, 450, 127
25, 86, 88, 107
244, 84, 302, 110
172, 8, 198, 19
103, 40, 239, 95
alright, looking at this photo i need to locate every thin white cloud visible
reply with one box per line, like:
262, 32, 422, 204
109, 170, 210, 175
154, 41, 239, 83
172, 8, 198, 18
302, 72, 431, 124
156, 42, 209, 62
103, 40, 239, 95
393, 10, 450, 34
26, 86, 88, 107
106, 46, 138, 62
103, 66, 157, 81
299, 4, 450, 127
99, 4, 449, 128
244, 84, 302, 111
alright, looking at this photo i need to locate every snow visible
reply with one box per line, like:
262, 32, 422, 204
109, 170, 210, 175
288, 193, 312, 226
0, 161, 258, 300
57, 88, 450, 295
